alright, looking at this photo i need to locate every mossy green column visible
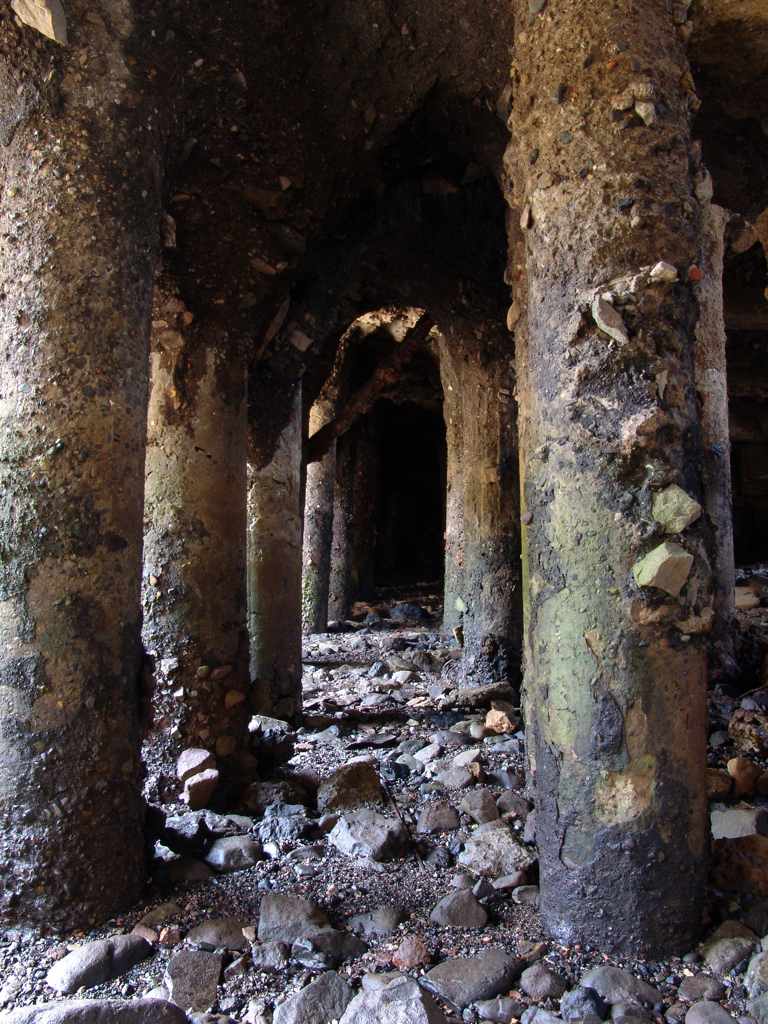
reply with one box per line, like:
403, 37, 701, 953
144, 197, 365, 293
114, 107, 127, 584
510, 0, 711, 953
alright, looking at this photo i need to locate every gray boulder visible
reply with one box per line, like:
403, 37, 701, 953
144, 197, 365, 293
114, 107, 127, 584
459, 789, 500, 825
202, 836, 262, 872
473, 997, 524, 1023
257, 893, 334, 943
678, 977, 726, 1003
5, 1000, 189, 1024
457, 821, 536, 878
340, 976, 446, 1024
685, 1003, 737, 1024
421, 948, 523, 1011
349, 907, 406, 936
520, 963, 568, 1000
580, 967, 660, 1007
290, 930, 368, 970
47, 936, 152, 995
747, 951, 768, 1000
186, 918, 249, 951
329, 810, 408, 861
521, 1010, 564, 1024
561, 988, 609, 1021
416, 802, 460, 835
273, 971, 353, 1024
317, 763, 384, 812
429, 890, 487, 929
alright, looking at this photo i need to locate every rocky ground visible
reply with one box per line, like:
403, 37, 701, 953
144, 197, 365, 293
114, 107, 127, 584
3, 579, 768, 1024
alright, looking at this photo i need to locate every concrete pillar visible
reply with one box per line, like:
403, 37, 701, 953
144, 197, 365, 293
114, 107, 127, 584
247, 384, 303, 719
302, 400, 337, 633
440, 345, 466, 638
142, 315, 250, 767
0, 19, 161, 926
329, 431, 355, 623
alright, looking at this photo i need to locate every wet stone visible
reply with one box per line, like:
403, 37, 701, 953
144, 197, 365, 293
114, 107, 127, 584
474, 996, 525, 1022
251, 941, 289, 972
746, 952, 768, 999
290, 930, 368, 970
5, 1000, 189, 1024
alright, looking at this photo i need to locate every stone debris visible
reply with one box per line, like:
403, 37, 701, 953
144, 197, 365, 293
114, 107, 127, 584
5, 1000, 189, 1023
164, 949, 223, 1012
429, 889, 488, 928
273, 971, 353, 1024
316, 762, 385, 811
592, 295, 630, 345
11, 0, 66, 43
421, 948, 524, 1010
632, 540, 694, 596
340, 975, 447, 1024
46, 936, 152, 995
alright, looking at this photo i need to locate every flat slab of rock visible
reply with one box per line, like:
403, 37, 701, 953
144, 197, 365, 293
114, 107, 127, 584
421, 948, 523, 1011
47, 935, 152, 994
329, 810, 408, 861
5, 1000, 189, 1024
341, 975, 447, 1024
710, 806, 768, 840
186, 917, 249, 951
580, 966, 660, 1006
429, 890, 487, 929
416, 801, 460, 834
165, 949, 222, 1013
317, 763, 384, 812
457, 821, 536, 878
257, 893, 334, 944
273, 971, 353, 1024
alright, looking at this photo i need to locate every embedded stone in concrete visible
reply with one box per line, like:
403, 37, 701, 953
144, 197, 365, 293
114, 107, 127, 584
429, 890, 488, 929
11, 0, 66, 43
650, 261, 678, 282
164, 949, 223, 1013
274, 971, 354, 1024
632, 541, 693, 596
592, 295, 629, 345
317, 762, 384, 812
421, 948, 523, 1011
652, 485, 702, 534
5, 1000, 189, 1024
257, 893, 334, 943
46, 935, 152, 994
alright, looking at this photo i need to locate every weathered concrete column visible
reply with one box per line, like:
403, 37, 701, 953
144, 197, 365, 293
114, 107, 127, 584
694, 204, 736, 675
247, 384, 303, 719
302, 400, 337, 633
0, 14, 161, 927
143, 312, 250, 765
349, 424, 378, 603
510, 0, 711, 953
329, 432, 355, 623
438, 331, 522, 687
440, 344, 466, 638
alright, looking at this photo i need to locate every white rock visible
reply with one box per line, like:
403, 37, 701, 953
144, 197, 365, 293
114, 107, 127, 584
650, 261, 679, 282
592, 295, 629, 345
11, 0, 66, 43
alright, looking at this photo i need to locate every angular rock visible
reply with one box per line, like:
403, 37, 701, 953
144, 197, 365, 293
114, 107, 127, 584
203, 836, 262, 873
711, 806, 768, 840
497, 791, 532, 818
421, 948, 524, 1011
459, 789, 500, 824
186, 918, 249, 951
706, 770, 733, 799
362, 973, 408, 992
183, 769, 220, 811
5, 1001, 189, 1024
652, 485, 702, 534
251, 941, 289, 972
581, 967, 660, 1006
290, 930, 368, 969
520, 1009, 564, 1024
243, 779, 309, 816
165, 949, 223, 1013
166, 856, 215, 882
47, 935, 152, 995
177, 748, 216, 782
434, 767, 475, 789
727, 757, 763, 797
317, 763, 385, 812
592, 295, 629, 345
452, 747, 483, 769
561, 986, 609, 1021
349, 906, 406, 936
750, 993, 768, 1024
10, 0, 66, 43
416, 801, 460, 834
457, 821, 536, 878
711, 834, 768, 896
257, 893, 334, 943
329, 810, 408, 861
632, 541, 693, 597
273, 971, 353, 1024
429, 890, 488, 929
163, 814, 212, 856
340, 976, 446, 1024
685, 1003, 737, 1024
